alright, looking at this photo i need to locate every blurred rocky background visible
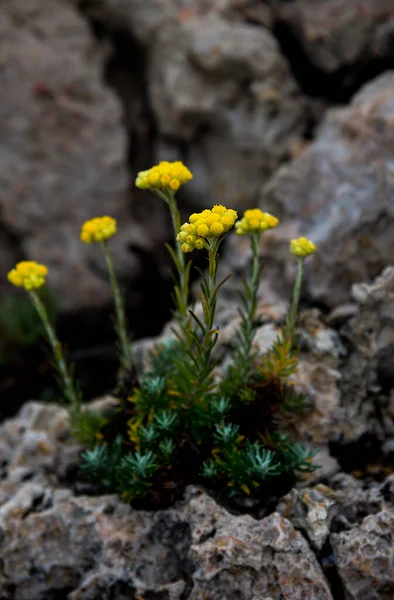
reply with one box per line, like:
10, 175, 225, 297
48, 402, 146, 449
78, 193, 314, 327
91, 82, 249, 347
1, 1, 394, 598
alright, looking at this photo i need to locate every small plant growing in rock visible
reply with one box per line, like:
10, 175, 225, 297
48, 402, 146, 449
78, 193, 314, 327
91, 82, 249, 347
7, 161, 318, 507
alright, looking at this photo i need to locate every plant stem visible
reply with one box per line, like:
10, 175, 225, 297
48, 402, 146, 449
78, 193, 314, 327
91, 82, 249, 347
101, 241, 133, 371
206, 240, 219, 330
29, 290, 80, 408
156, 189, 189, 324
221, 233, 262, 397
286, 257, 304, 340
246, 233, 261, 342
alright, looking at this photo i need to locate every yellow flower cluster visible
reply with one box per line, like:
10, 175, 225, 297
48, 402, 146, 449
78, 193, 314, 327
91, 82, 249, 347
8, 261, 48, 291
81, 216, 117, 244
235, 209, 279, 235
290, 237, 316, 258
177, 205, 238, 253
135, 161, 193, 193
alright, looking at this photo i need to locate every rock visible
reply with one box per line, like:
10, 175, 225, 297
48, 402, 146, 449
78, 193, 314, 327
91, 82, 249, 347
0, 398, 334, 600
0, 396, 117, 488
330, 266, 394, 468
240, 72, 394, 308
329, 473, 394, 527
78, 0, 306, 211
276, 484, 340, 550
149, 13, 306, 208
286, 309, 343, 445
0, 0, 142, 312
349, 265, 394, 379
190, 511, 333, 599
276, 0, 394, 73
331, 510, 394, 600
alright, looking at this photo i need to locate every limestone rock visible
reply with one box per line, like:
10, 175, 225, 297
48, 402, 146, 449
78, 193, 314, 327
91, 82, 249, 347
331, 266, 394, 465
329, 473, 394, 527
332, 510, 394, 600
242, 72, 394, 307
190, 511, 333, 599
276, 0, 394, 73
276, 484, 340, 550
0, 0, 140, 312
149, 13, 305, 209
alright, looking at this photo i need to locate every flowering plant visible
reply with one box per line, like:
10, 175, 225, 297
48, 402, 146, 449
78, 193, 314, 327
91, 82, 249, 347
7, 161, 318, 505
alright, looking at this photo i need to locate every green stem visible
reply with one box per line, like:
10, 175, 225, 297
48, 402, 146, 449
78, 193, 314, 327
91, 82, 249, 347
29, 290, 79, 408
206, 240, 219, 331
287, 258, 304, 338
222, 233, 262, 396
249, 233, 261, 324
156, 189, 189, 323
101, 241, 133, 371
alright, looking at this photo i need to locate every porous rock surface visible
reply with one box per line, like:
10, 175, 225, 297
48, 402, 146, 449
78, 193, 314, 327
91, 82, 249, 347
0, 402, 332, 600
190, 512, 333, 600
331, 510, 394, 600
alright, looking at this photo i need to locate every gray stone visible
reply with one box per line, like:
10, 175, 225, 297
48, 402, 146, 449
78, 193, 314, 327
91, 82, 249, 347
329, 473, 394, 527
0, 397, 334, 600
0, 481, 230, 600
332, 266, 394, 451
332, 510, 394, 600
0, 0, 141, 312
147, 12, 305, 209
276, 484, 340, 550
0, 397, 117, 487
247, 72, 394, 308
276, 0, 394, 73
190, 511, 333, 599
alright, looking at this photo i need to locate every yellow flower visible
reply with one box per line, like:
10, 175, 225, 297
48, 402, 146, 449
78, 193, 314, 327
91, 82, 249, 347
290, 237, 316, 258
80, 216, 117, 244
7, 261, 48, 291
135, 161, 193, 193
177, 205, 238, 252
235, 208, 279, 236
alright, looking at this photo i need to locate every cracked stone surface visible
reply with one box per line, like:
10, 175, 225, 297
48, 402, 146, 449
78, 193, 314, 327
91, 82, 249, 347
332, 510, 394, 600
0, 400, 332, 600
190, 511, 333, 600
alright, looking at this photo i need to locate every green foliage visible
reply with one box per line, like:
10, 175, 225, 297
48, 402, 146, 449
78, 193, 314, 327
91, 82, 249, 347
81, 435, 124, 488
220, 235, 262, 401
257, 327, 299, 383
80, 222, 318, 504
69, 406, 111, 448
116, 450, 158, 500
12, 168, 318, 506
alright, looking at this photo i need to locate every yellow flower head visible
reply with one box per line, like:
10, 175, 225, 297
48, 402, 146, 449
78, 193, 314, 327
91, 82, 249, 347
176, 205, 237, 252
290, 237, 316, 258
135, 161, 193, 194
235, 208, 279, 236
7, 261, 48, 291
80, 216, 117, 244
